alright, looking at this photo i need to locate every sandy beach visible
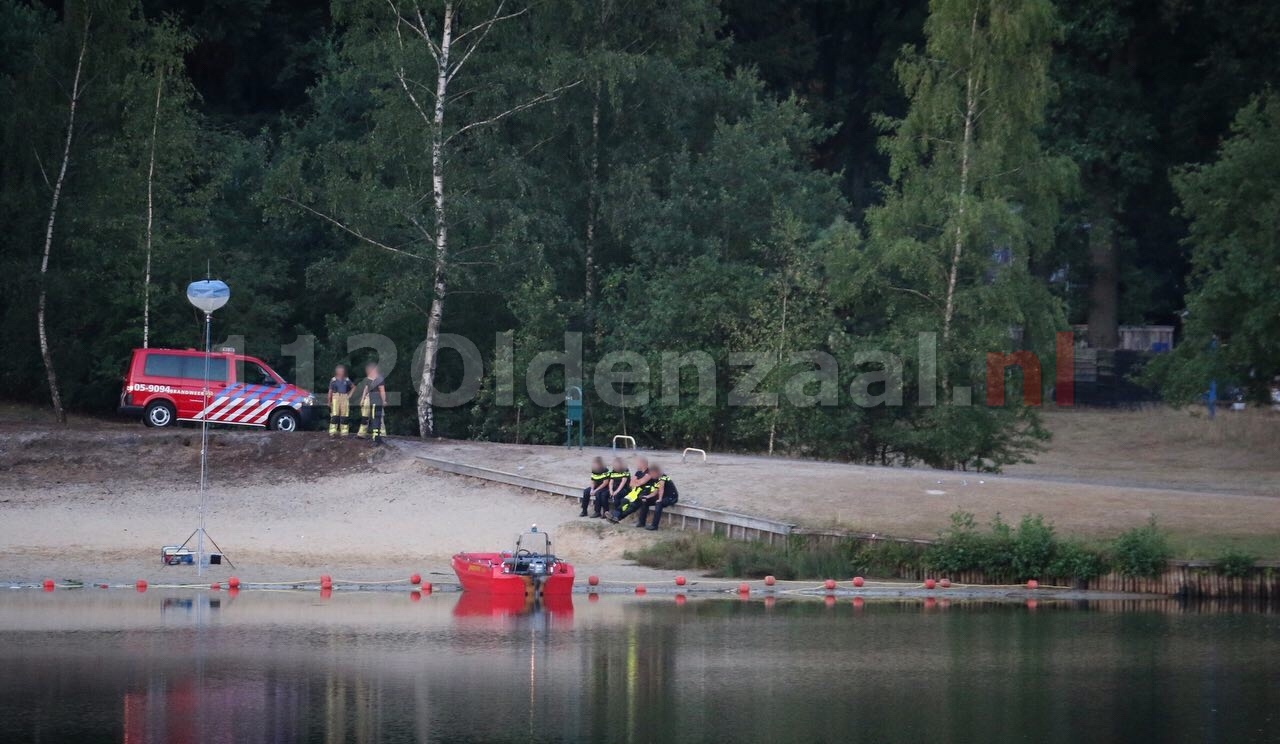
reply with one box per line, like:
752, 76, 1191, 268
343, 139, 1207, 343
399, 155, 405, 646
0, 423, 668, 586
2, 406, 1277, 588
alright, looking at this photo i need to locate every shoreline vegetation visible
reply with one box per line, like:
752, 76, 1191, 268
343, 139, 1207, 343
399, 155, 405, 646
625, 512, 1266, 585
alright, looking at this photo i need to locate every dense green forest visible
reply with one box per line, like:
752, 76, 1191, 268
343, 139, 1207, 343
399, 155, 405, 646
2, 0, 1277, 469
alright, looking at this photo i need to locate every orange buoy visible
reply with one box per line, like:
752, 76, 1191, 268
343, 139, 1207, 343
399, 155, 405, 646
42, 579, 55, 592
1026, 579, 1039, 590
135, 580, 148, 593
410, 573, 422, 585
823, 579, 836, 591
587, 575, 599, 586
764, 575, 776, 586
675, 576, 686, 586
940, 578, 951, 588
421, 582, 432, 593
210, 582, 221, 591
737, 583, 750, 595
228, 576, 240, 589
409, 590, 421, 602
924, 578, 936, 590
635, 584, 646, 594
852, 576, 864, 588
320, 574, 333, 589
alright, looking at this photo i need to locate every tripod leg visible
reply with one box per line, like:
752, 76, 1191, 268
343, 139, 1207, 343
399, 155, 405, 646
175, 529, 200, 551
202, 531, 236, 569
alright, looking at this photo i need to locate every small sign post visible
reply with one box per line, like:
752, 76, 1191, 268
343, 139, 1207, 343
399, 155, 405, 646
565, 386, 583, 450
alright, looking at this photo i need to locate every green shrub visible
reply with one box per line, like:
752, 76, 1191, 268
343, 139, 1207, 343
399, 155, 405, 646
627, 514, 1182, 584
925, 511, 985, 576
854, 540, 926, 576
981, 514, 1016, 577
1111, 519, 1172, 578
723, 541, 798, 579
1047, 541, 1109, 581
626, 533, 929, 580
1214, 549, 1258, 579
925, 511, 1024, 580
1010, 515, 1056, 580
624, 535, 727, 571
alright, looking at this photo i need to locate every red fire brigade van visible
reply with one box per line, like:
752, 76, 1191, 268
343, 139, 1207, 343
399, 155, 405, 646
118, 348, 315, 431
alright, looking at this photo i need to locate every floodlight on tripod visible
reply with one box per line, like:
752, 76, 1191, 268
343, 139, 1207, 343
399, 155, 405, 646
170, 279, 235, 576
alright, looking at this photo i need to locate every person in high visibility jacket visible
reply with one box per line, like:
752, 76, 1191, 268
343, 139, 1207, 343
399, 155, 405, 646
637, 464, 679, 531
327, 364, 355, 437
356, 362, 387, 445
581, 456, 610, 517
610, 456, 654, 523
604, 457, 629, 516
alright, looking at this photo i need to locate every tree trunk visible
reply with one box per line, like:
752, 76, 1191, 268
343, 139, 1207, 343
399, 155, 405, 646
584, 78, 601, 342
416, 2, 455, 437
1086, 206, 1119, 349
37, 18, 90, 425
142, 69, 163, 348
942, 8, 980, 347
768, 282, 788, 456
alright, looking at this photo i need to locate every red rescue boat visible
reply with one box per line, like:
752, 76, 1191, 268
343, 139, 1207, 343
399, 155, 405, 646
451, 525, 575, 597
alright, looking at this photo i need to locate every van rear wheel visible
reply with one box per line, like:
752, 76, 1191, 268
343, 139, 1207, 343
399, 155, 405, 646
268, 409, 299, 432
144, 401, 176, 428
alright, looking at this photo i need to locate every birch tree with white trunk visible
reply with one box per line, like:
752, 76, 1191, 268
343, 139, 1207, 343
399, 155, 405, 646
141, 67, 162, 348
288, 0, 577, 436
36, 12, 92, 424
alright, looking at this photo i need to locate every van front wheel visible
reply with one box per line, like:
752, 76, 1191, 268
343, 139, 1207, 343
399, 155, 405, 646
268, 409, 299, 432
144, 401, 176, 428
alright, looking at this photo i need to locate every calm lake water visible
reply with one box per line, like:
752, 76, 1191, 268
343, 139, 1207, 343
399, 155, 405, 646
0, 591, 1275, 743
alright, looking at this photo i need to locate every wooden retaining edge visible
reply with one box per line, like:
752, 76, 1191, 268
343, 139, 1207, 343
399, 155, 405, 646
401, 449, 798, 545
791, 527, 935, 546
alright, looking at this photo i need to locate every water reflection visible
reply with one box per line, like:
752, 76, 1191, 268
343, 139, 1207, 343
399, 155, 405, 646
0, 592, 1275, 743
452, 591, 574, 623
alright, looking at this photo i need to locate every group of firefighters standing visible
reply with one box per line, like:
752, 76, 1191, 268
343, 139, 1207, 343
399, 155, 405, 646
580, 456, 680, 531
325, 363, 386, 444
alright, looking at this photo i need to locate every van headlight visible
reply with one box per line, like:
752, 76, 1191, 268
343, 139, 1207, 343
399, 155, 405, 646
303, 395, 316, 406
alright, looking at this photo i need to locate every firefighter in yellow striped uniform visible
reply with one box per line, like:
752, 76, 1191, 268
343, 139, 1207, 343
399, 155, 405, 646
327, 364, 354, 437
356, 362, 387, 445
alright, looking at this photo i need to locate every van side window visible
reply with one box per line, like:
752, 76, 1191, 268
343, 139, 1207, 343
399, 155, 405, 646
182, 356, 228, 383
143, 354, 184, 378
246, 362, 278, 386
